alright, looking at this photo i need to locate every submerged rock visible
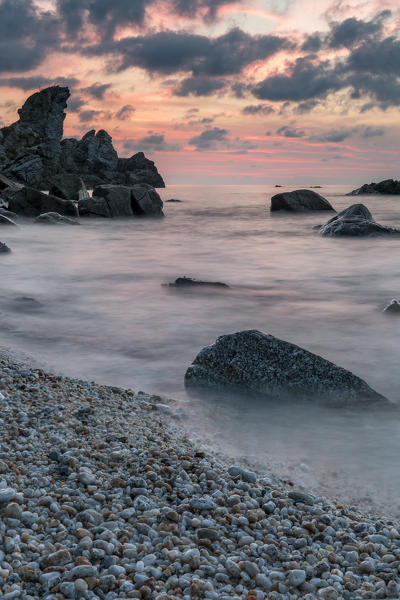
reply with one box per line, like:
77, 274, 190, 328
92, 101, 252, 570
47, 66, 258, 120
80, 184, 164, 218
0, 213, 17, 226
35, 212, 80, 225
185, 330, 388, 406
383, 299, 400, 314
320, 204, 400, 237
271, 189, 335, 212
167, 276, 229, 288
348, 179, 400, 196
0, 241, 11, 253
166, 198, 183, 203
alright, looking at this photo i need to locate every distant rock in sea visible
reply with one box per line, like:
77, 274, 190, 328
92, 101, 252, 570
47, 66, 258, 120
185, 330, 388, 407
348, 179, 400, 196
166, 276, 229, 288
166, 198, 183, 203
270, 189, 335, 212
320, 204, 400, 237
0, 86, 165, 190
383, 299, 400, 314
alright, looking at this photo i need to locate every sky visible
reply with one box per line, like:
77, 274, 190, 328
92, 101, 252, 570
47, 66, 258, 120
0, 0, 399, 185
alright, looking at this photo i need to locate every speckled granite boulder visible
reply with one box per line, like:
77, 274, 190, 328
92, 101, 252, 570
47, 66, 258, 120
271, 189, 335, 212
320, 204, 400, 237
185, 330, 388, 406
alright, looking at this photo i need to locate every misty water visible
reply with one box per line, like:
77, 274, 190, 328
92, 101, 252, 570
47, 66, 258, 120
2, 184, 400, 515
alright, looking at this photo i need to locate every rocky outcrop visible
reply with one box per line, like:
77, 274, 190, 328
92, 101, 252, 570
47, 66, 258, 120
271, 189, 335, 212
185, 330, 388, 407
0, 86, 165, 190
35, 212, 80, 225
79, 184, 164, 218
320, 204, 400, 236
348, 179, 400, 195
4, 186, 77, 218
0, 86, 70, 188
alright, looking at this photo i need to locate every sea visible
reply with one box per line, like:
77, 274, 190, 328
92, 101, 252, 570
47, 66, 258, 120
2, 184, 400, 515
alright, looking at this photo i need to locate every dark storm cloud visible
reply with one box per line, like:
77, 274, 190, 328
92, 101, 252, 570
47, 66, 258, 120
242, 104, 275, 115
252, 58, 340, 102
0, 75, 80, 91
81, 82, 112, 99
68, 96, 86, 112
189, 127, 229, 150
78, 109, 112, 122
116, 104, 136, 120
311, 125, 385, 142
0, 0, 60, 72
175, 76, 227, 96
276, 125, 304, 137
86, 28, 290, 78
361, 126, 384, 138
328, 11, 390, 48
301, 34, 322, 53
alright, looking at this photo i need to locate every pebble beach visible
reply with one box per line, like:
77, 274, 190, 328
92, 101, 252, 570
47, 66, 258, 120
1, 351, 400, 600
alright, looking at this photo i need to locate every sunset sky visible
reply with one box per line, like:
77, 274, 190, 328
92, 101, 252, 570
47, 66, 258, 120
0, 0, 399, 184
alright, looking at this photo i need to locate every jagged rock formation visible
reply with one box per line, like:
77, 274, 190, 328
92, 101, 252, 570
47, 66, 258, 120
320, 204, 400, 236
348, 179, 400, 195
0, 86, 165, 191
185, 330, 388, 407
270, 189, 335, 212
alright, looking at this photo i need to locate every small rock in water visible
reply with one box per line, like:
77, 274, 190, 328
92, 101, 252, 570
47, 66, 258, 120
383, 299, 400, 314
0, 241, 11, 253
166, 276, 230, 288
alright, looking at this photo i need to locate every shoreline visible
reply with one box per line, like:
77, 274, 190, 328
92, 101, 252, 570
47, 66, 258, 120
1, 350, 400, 599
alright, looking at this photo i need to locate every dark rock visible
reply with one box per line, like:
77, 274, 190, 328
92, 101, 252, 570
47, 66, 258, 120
348, 179, 400, 196
5, 186, 78, 217
0, 213, 17, 226
0, 208, 18, 220
35, 212, 80, 225
320, 204, 400, 236
0, 241, 11, 253
166, 198, 183, 203
167, 276, 229, 288
184, 329, 388, 406
288, 491, 315, 506
117, 152, 165, 188
270, 189, 335, 212
14, 297, 42, 311
48, 173, 83, 200
0, 173, 23, 192
61, 129, 118, 180
383, 299, 400, 314
85, 184, 164, 217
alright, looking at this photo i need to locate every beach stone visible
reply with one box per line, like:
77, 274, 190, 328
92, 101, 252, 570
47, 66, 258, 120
228, 466, 257, 483
320, 203, 400, 237
0, 488, 16, 503
185, 330, 388, 406
288, 569, 306, 586
270, 189, 335, 212
288, 491, 315, 505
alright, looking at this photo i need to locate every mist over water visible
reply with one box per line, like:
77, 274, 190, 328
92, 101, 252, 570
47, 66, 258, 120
2, 184, 400, 515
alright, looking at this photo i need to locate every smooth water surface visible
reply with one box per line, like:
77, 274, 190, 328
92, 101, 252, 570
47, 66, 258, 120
2, 185, 400, 514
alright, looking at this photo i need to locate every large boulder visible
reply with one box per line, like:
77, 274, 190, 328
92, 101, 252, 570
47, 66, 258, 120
320, 204, 400, 236
271, 189, 335, 212
5, 186, 77, 217
348, 179, 400, 195
185, 330, 388, 407
82, 184, 164, 217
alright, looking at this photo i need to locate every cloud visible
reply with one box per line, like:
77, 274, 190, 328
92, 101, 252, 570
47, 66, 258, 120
78, 109, 111, 122
175, 76, 227, 96
328, 11, 390, 49
361, 126, 384, 138
276, 125, 305, 137
81, 82, 112, 99
86, 27, 290, 78
189, 126, 229, 150
68, 95, 86, 112
311, 127, 358, 142
242, 104, 275, 115
116, 104, 136, 120
123, 132, 181, 152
